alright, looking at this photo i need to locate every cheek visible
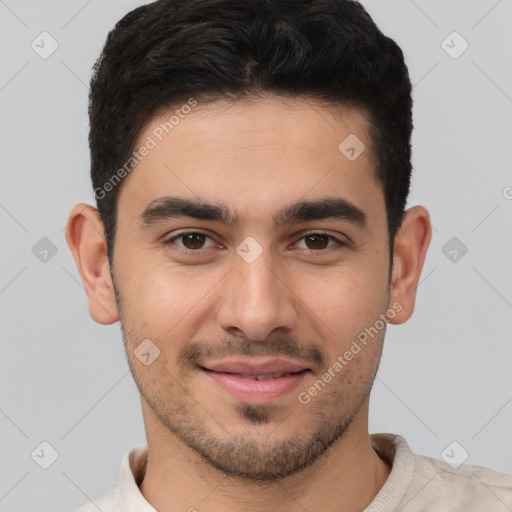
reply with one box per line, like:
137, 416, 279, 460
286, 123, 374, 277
119, 260, 224, 346
303, 263, 388, 332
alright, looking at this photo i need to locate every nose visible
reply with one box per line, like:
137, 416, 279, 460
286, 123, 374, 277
216, 248, 299, 342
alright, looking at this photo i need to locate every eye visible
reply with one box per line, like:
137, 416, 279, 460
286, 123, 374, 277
164, 231, 216, 251
294, 232, 345, 252
163, 230, 346, 254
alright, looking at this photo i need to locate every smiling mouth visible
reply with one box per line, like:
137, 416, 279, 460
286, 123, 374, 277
199, 366, 311, 403
200, 367, 309, 380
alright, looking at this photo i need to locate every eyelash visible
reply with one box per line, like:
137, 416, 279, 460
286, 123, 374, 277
163, 230, 346, 255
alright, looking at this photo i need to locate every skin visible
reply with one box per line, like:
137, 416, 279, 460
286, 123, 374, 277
66, 96, 431, 512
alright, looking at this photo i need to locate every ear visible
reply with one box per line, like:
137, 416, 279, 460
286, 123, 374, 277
65, 203, 120, 325
387, 206, 431, 324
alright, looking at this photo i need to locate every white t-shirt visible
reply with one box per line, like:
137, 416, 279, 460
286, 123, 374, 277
70, 433, 512, 511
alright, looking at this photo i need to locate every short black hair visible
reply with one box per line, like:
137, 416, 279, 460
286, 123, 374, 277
89, 0, 413, 265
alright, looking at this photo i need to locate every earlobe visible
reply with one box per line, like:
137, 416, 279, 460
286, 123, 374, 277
388, 206, 431, 325
65, 203, 120, 325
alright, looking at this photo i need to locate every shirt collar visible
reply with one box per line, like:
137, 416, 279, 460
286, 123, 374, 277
118, 443, 156, 511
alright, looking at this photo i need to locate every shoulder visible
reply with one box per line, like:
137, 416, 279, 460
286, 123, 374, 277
371, 433, 512, 511
68, 486, 119, 512
405, 452, 512, 511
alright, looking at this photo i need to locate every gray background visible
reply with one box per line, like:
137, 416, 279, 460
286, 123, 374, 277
1, 0, 511, 510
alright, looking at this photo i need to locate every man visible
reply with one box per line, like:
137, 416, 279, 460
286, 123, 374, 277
65, 0, 512, 510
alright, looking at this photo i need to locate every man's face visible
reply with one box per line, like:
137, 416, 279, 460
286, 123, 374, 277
112, 96, 392, 479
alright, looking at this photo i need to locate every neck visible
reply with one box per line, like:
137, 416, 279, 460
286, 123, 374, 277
138, 399, 391, 512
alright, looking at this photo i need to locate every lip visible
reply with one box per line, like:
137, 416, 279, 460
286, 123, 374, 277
200, 357, 311, 404
202, 357, 309, 375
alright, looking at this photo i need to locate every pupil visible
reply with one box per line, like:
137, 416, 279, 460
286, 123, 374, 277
306, 234, 328, 250
184, 233, 204, 249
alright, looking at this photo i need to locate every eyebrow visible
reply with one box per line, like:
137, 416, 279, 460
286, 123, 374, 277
138, 196, 368, 230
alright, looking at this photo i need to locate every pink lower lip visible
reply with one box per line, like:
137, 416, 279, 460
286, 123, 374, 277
202, 369, 309, 404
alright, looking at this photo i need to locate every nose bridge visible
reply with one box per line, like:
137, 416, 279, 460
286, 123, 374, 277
239, 251, 280, 306
216, 245, 298, 341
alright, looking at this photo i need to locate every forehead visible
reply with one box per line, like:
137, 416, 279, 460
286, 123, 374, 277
116, 96, 385, 229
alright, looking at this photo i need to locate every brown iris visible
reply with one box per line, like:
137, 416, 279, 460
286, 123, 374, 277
304, 234, 329, 250
181, 233, 207, 249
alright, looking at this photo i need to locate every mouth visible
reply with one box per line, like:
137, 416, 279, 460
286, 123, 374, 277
201, 369, 309, 380
199, 358, 311, 403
